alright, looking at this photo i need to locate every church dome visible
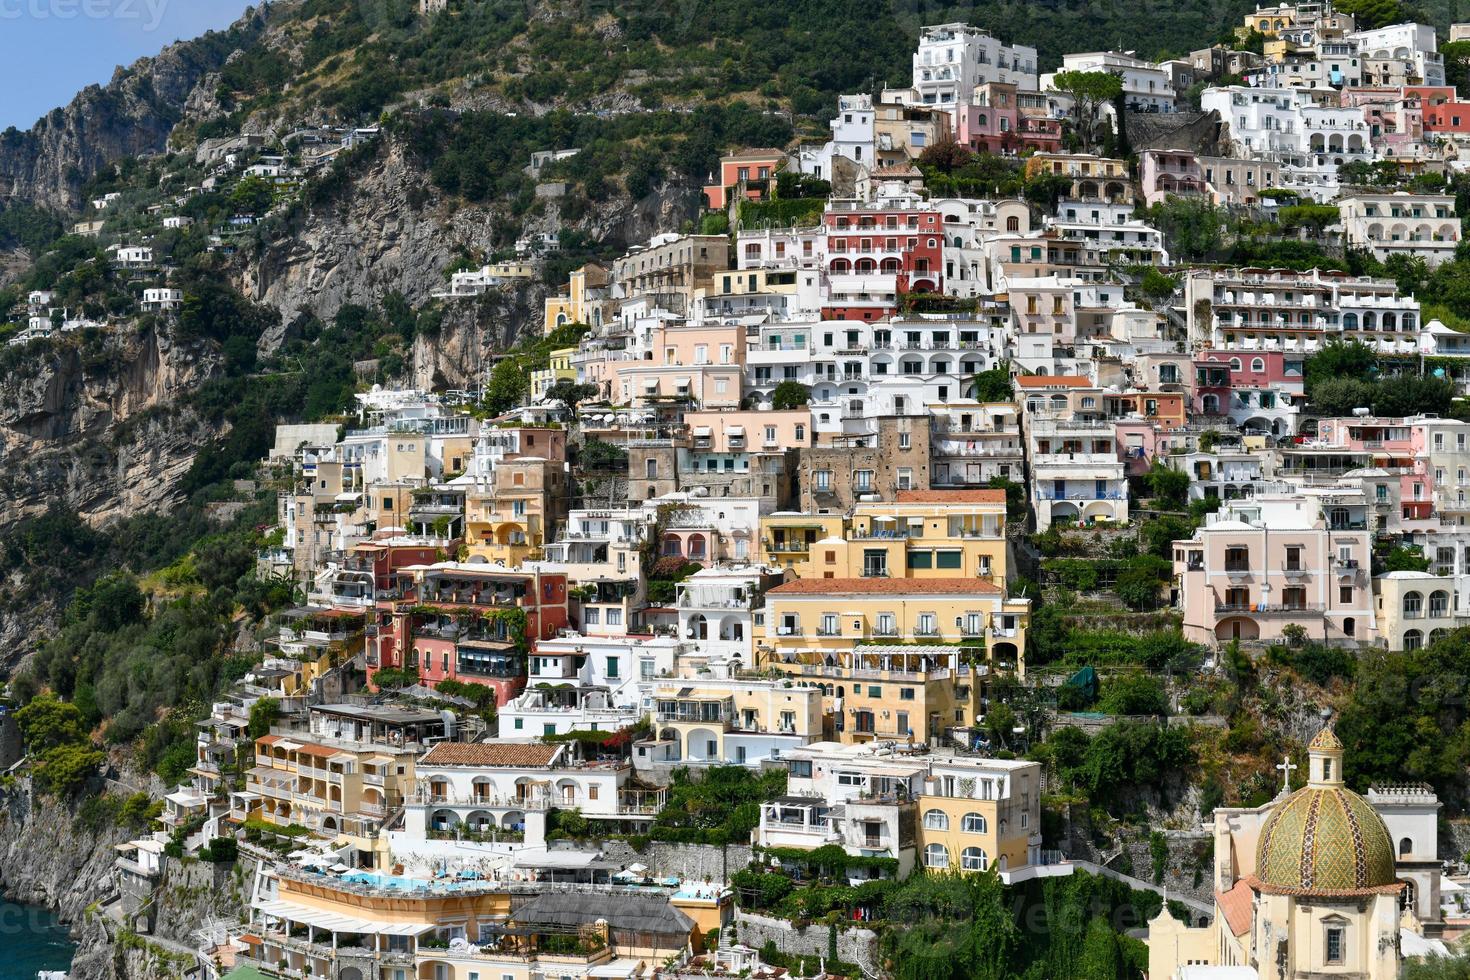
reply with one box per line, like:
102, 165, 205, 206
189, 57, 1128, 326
1253, 723, 1399, 897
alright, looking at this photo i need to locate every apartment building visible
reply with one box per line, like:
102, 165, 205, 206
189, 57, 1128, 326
1183, 267, 1423, 356
639, 677, 823, 770
464, 457, 569, 565
761, 577, 1029, 742
759, 741, 926, 876
1023, 153, 1132, 204
1050, 52, 1176, 112
1019, 376, 1130, 529
917, 755, 1043, 876
675, 566, 781, 662
911, 23, 1039, 116
822, 189, 945, 321
237, 732, 419, 859
496, 685, 640, 740
366, 565, 570, 703
406, 741, 665, 843
929, 401, 1025, 488
1373, 571, 1462, 651
1338, 191, 1459, 267
797, 416, 933, 512
758, 489, 1008, 582
1172, 492, 1375, 646
611, 233, 732, 313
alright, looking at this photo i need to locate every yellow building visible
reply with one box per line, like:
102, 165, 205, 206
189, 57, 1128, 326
543, 262, 609, 335
465, 458, 568, 565
759, 489, 1009, 582
759, 578, 1029, 742
237, 733, 418, 861
915, 756, 1042, 875
647, 678, 824, 765
530, 347, 577, 402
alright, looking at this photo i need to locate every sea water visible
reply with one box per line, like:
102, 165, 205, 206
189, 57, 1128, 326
0, 901, 75, 980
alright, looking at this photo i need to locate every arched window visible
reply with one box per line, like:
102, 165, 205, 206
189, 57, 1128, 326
1251, 358, 1265, 372
923, 809, 950, 831
1400, 836, 1413, 857
1430, 590, 1450, 617
1343, 312, 1358, 329
961, 847, 988, 871
961, 813, 988, 833
924, 843, 949, 868
1006, 215, 1020, 232
1403, 591, 1423, 617
1404, 628, 1424, 651
1229, 358, 1242, 371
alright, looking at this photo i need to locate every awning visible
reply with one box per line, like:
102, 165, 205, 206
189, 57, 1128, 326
907, 517, 925, 525
675, 378, 691, 388
727, 426, 744, 435
642, 378, 659, 390
253, 899, 435, 937
693, 426, 712, 437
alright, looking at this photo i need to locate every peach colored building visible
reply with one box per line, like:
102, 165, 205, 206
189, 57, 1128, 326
1173, 492, 1375, 647
683, 409, 812, 454
703, 149, 787, 210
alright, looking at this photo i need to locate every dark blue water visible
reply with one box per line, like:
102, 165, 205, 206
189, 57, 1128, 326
0, 901, 76, 979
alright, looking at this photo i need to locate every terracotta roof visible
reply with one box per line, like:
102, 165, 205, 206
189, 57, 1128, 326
1216, 880, 1253, 937
420, 742, 562, 768
1015, 375, 1089, 388
895, 489, 1006, 504
768, 577, 1000, 595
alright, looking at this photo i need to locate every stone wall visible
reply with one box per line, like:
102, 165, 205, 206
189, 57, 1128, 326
730, 909, 880, 975
600, 840, 753, 885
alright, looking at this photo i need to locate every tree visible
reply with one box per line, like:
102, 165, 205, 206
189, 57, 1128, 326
1140, 267, 1179, 300
228, 175, 275, 216
1052, 71, 1123, 150
1145, 462, 1190, 510
1381, 545, 1430, 573
1116, 556, 1168, 611
1099, 675, 1169, 717
1305, 339, 1378, 391
1023, 172, 1073, 212
543, 379, 599, 413
1146, 198, 1225, 261
1076, 915, 1124, 980
969, 363, 1013, 401
917, 139, 972, 175
1310, 376, 1377, 416
986, 476, 1027, 522
247, 697, 281, 738
770, 380, 810, 410
15, 694, 87, 751
1445, 41, 1470, 93
1333, 0, 1408, 30
484, 356, 529, 414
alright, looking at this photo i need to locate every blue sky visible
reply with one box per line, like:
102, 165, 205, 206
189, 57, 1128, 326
0, 0, 252, 131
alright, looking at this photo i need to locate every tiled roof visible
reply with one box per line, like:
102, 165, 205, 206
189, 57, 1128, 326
768, 577, 1000, 595
1215, 880, 1253, 937
894, 489, 1006, 504
419, 742, 561, 767
1015, 375, 1089, 388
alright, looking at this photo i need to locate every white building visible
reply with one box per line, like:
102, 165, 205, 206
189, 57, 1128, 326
1049, 51, 1176, 112
1338, 192, 1459, 267
141, 288, 184, 313
1350, 23, 1445, 85
911, 24, 1039, 118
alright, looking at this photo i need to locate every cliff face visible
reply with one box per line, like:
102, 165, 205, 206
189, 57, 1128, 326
0, 326, 224, 527
0, 781, 128, 980
0, 7, 272, 212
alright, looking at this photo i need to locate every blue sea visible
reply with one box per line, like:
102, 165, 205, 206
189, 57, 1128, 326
0, 901, 76, 980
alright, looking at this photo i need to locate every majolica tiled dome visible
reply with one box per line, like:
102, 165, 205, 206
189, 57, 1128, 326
1253, 724, 1398, 897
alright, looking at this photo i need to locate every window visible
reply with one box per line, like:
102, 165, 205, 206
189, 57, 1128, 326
908, 551, 933, 569
924, 843, 949, 869
814, 470, 832, 491
936, 550, 963, 570
606, 657, 619, 678
900, 687, 915, 700
1325, 925, 1345, 965
961, 847, 988, 871
962, 813, 988, 833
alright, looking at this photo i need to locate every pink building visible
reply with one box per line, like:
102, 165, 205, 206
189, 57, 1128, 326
703, 149, 787, 210
957, 82, 1021, 154
1139, 149, 1207, 207
1173, 493, 1374, 646
1314, 417, 1433, 520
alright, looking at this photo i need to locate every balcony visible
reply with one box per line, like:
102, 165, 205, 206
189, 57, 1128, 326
1215, 601, 1326, 614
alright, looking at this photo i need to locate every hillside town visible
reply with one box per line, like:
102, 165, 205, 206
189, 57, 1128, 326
20, 5, 1470, 980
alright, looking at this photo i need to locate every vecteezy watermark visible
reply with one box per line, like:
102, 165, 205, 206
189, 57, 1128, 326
0, 0, 169, 31
0, 900, 63, 937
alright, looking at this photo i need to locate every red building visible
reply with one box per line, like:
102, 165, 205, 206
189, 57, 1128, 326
366, 564, 569, 704
822, 197, 944, 321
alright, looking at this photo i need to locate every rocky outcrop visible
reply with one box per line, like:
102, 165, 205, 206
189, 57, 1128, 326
0, 326, 223, 527
0, 780, 128, 980
0, 7, 274, 211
